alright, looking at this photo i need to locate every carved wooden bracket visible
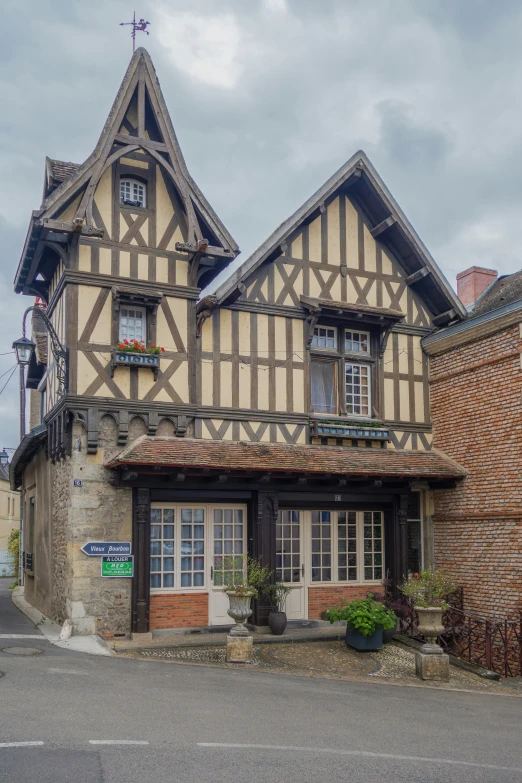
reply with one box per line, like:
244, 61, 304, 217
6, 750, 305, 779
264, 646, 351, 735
196, 295, 218, 337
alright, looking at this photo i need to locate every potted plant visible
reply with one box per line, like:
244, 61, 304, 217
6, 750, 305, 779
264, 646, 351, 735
325, 594, 397, 651
213, 555, 271, 636
400, 569, 457, 647
265, 581, 292, 635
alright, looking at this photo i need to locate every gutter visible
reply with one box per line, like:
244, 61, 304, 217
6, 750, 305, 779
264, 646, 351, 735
9, 423, 47, 491
422, 297, 522, 348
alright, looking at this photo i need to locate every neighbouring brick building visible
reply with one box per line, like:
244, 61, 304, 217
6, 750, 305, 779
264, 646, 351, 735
423, 266, 522, 619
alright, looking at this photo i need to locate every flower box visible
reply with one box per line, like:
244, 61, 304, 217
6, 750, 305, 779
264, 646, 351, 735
310, 418, 389, 441
111, 350, 160, 380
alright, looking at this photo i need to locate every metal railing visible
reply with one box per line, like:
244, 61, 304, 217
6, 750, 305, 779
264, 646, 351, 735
387, 588, 522, 678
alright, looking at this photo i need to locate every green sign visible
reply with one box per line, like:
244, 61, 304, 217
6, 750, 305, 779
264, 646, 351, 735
101, 555, 134, 578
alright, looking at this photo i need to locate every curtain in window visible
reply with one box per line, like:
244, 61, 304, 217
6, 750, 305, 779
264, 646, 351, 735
311, 361, 336, 413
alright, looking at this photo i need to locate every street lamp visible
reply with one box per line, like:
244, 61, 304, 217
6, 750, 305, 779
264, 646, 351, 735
0, 448, 8, 465
12, 336, 35, 367
14, 307, 67, 440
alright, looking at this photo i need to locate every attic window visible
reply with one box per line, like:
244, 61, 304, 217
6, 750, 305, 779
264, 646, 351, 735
120, 178, 146, 208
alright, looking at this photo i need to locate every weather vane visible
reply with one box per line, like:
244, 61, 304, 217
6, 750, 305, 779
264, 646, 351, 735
120, 11, 151, 53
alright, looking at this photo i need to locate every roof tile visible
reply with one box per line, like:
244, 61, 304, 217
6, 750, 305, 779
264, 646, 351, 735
106, 436, 465, 479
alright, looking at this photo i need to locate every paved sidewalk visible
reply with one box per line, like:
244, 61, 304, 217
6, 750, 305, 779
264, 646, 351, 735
115, 636, 521, 695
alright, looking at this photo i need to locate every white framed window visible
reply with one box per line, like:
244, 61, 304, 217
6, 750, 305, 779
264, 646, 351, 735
276, 510, 301, 583
120, 178, 146, 208
150, 506, 206, 590
345, 362, 371, 416
311, 325, 337, 350
119, 306, 146, 343
311, 510, 384, 584
311, 359, 338, 414
345, 329, 370, 354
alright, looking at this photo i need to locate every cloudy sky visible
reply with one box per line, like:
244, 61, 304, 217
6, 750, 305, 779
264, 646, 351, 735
1, 0, 521, 450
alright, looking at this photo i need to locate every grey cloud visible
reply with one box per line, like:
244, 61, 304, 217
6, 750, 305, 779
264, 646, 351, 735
2, 0, 522, 449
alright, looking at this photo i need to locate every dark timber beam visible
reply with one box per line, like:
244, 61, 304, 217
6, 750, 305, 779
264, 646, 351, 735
432, 308, 458, 327
405, 267, 430, 286
114, 132, 168, 152
370, 215, 396, 239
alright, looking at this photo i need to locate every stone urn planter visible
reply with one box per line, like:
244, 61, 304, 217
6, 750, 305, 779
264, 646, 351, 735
225, 590, 254, 637
415, 606, 444, 647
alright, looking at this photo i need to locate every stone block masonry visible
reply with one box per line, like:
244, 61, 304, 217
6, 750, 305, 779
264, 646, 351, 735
429, 322, 522, 619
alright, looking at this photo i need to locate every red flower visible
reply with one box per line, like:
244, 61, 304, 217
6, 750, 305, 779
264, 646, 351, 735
161, 347, 165, 352
151, 344, 156, 349
124, 339, 129, 344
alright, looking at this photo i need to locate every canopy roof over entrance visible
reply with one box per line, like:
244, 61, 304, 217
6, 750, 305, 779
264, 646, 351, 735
106, 436, 465, 480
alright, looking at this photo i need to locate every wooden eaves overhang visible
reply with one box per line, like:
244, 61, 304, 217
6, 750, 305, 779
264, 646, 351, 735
14, 47, 239, 299
210, 151, 466, 327
106, 435, 466, 490
300, 295, 404, 353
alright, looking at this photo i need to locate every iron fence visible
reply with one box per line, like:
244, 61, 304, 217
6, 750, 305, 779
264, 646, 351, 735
386, 587, 522, 678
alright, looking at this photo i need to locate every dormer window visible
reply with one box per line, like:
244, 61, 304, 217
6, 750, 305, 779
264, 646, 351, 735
120, 178, 146, 208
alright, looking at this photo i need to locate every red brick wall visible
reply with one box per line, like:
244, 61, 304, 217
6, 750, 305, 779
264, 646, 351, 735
149, 593, 209, 629
430, 323, 522, 618
308, 585, 380, 619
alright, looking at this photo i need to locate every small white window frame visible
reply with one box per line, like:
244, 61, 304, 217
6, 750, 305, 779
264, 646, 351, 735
120, 178, 146, 208
311, 325, 337, 350
345, 329, 371, 354
345, 362, 371, 417
119, 305, 146, 343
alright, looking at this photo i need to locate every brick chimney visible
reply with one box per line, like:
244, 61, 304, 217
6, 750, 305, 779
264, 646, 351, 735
456, 266, 498, 308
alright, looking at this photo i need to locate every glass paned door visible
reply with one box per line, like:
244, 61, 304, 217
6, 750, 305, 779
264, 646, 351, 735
276, 510, 306, 619
209, 506, 247, 626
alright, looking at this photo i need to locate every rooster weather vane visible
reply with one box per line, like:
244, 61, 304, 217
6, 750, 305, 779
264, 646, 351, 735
120, 12, 151, 53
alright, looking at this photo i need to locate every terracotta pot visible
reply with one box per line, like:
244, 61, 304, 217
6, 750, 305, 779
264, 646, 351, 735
268, 611, 287, 636
225, 590, 254, 637
415, 606, 444, 644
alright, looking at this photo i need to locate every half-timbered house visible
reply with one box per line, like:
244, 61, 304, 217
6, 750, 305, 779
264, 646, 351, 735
11, 49, 465, 637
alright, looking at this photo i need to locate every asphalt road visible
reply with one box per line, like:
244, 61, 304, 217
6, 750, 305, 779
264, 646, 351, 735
0, 578, 521, 783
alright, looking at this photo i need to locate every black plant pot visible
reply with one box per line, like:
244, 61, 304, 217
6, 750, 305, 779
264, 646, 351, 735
268, 611, 287, 635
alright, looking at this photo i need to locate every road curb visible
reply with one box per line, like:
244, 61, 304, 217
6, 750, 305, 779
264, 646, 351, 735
11, 586, 114, 657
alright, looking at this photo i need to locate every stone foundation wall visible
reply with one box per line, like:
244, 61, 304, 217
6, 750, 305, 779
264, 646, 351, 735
150, 593, 209, 629
66, 422, 133, 635
51, 455, 71, 623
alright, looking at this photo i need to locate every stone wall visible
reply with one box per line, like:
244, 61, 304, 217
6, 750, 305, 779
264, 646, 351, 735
51, 453, 71, 623
429, 322, 522, 618
67, 421, 133, 636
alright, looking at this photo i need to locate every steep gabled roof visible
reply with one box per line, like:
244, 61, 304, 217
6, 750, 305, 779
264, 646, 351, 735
15, 48, 238, 295
43, 158, 82, 198
211, 151, 466, 324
